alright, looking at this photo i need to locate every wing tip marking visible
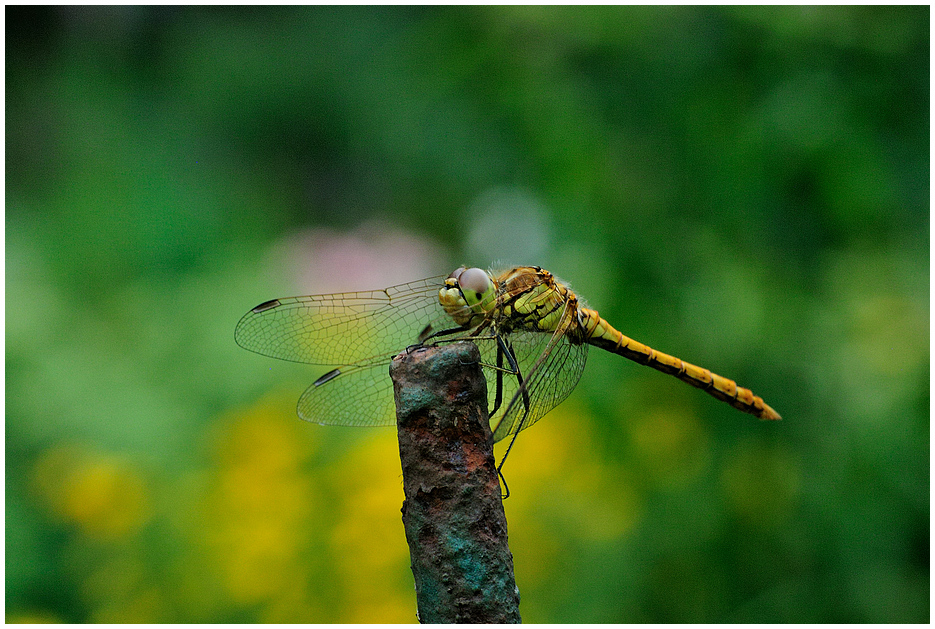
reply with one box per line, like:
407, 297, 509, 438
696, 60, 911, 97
252, 299, 282, 313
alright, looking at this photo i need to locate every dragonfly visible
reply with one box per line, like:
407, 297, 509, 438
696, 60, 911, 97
235, 265, 780, 478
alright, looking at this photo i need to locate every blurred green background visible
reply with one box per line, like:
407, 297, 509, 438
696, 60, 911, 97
6, 5, 929, 623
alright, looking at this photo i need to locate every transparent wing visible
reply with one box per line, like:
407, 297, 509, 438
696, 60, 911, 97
234, 275, 449, 366
297, 360, 398, 427
237, 274, 489, 427
483, 310, 589, 443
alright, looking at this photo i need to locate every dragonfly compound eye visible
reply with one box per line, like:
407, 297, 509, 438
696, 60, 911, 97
459, 267, 493, 306
448, 266, 466, 281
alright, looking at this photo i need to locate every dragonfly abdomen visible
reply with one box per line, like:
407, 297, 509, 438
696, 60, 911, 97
578, 307, 780, 421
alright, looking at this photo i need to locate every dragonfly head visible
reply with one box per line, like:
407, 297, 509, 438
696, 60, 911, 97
456, 267, 494, 309
441, 266, 496, 324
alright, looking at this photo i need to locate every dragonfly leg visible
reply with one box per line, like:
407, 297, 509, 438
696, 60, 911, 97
467, 332, 523, 376
493, 337, 533, 490
406, 325, 472, 355
412, 320, 501, 355
487, 333, 521, 423
496, 337, 530, 417
497, 465, 511, 500
417, 325, 470, 344
496, 407, 528, 484
488, 340, 506, 418
507, 339, 532, 412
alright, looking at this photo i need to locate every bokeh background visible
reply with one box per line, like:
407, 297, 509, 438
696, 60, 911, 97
6, 5, 929, 623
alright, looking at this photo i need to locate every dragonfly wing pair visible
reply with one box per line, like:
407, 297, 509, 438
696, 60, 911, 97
235, 275, 450, 428
234, 270, 588, 440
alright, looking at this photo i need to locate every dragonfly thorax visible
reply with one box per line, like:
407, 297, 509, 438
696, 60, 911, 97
494, 267, 581, 336
442, 266, 584, 341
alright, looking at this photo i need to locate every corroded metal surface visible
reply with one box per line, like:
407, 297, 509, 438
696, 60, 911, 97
391, 342, 521, 624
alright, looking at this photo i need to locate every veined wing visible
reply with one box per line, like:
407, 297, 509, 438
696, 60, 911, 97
484, 306, 589, 443
234, 275, 449, 366
298, 358, 400, 427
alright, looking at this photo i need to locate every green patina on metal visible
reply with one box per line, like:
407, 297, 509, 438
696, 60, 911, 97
392, 342, 521, 623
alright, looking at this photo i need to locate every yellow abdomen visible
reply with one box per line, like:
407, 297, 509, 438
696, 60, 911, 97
579, 307, 780, 420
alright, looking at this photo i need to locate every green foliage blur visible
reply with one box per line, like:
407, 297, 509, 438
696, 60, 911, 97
6, 6, 928, 623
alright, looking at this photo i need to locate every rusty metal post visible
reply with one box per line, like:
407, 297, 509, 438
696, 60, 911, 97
390, 341, 521, 624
